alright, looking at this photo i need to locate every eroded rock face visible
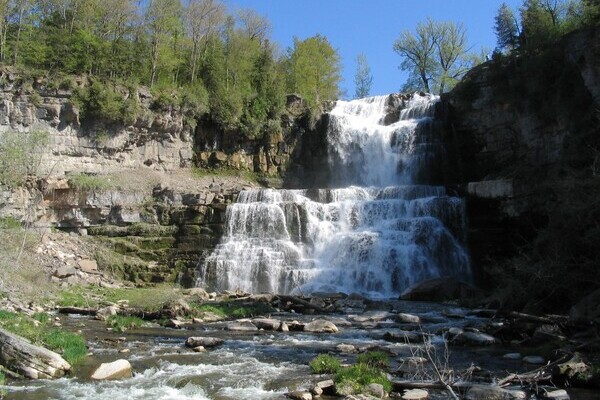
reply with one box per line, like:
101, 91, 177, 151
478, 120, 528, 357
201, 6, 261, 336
0, 328, 71, 379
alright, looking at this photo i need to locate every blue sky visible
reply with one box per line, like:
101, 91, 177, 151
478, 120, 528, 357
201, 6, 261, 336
226, 0, 524, 97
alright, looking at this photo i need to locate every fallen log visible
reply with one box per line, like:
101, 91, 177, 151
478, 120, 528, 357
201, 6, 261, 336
275, 295, 327, 313
0, 328, 71, 379
57, 306, 97, 315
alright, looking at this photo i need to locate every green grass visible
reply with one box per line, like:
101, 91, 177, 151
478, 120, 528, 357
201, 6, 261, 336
309, 354, 342, 374
68, 173, 110, 191
191, 302, 274, 319
0, 370, 5, 385
335, 363, 392, 394
57, 284, 181, 312
191, 166, 265, 184
106, 315, 144, 332
356, 351, 390, 369
0, 216, 21, 230
0, 310, 87, 365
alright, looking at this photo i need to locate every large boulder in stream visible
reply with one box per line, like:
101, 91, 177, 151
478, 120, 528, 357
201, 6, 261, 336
90, 359, 132, 380
0, 328, 71, 379
303, 319, 339, 333
400, 277, 480, 302
185, 336, 224, 348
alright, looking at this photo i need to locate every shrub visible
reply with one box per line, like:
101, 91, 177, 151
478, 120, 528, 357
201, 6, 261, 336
309, 354, 342, 374
0, 130, 49, 188
335, 363, 392, 394
356, 351, 390, 369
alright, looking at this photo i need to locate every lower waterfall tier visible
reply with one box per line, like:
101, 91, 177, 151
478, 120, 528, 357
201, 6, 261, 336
196, 186, 471, 297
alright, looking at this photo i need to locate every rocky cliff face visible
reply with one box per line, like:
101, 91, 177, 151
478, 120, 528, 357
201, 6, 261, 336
441, 26, 600, 307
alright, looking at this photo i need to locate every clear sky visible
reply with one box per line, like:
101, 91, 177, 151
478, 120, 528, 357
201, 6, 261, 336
226, 0, 524, 97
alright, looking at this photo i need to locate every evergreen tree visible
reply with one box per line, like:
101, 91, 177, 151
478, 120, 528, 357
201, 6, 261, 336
495, 2, 520, 50
354, 53, 373, 99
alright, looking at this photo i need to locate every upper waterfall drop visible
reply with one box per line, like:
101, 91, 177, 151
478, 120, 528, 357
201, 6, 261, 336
197, 93, 471, 298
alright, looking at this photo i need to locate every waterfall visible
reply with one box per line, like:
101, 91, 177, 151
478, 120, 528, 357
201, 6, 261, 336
197, 93, 470, 297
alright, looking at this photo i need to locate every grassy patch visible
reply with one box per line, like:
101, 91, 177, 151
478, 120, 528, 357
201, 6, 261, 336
0, 216, 21, 230
57, 284, 182, 313
309, 354, 342, 374
191, 166, 265, 184
356, 351, 390, 369
335, 363, 392, 394
191, 301, 274, 319
68, 173, 110, 191
0, 310, 87, 365
106, 315, 144, 333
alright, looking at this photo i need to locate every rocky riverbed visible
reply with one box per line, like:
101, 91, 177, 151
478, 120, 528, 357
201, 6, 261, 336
1, 291, 598, 400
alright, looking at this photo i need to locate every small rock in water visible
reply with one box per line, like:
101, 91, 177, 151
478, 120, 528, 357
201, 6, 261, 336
252, 318, 280, 330
465, 384, 526, 400
522, 355, 546, 364
310, 385, 323, 396
383, 330, 425, 343
118, 348, 130, 354
192, 317, 203, 324
451, 331, 497, 346
286, 390, 312, 400
90, 359, 132, 380
336, 343, 356, 353
396, 313, 421, 324
303, 319, 338, 333
278, 321, 289, 332
226, 320, 258, 331
402, 388, 429, 400
185, 336, 224, 348
192, 346, 206, 353
542, 389, 569, 399
503, 353, 522, 360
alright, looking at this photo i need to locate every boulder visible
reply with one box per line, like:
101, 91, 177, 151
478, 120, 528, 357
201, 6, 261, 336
252, 318, 281, 330
451, 331, 497, 346
77, 259, 98, 273
286, 390, 312, 400
365, 383, 386, 398
303, 319, 338, 333
396, 313, 421, 324
465, 384, 526, 400
185, 336, 224, 348
400, 277, 480, 302
226, 320, 258, 331
402, 389, 429, 399
90, 359, 132, 380
0, 328, 71, 379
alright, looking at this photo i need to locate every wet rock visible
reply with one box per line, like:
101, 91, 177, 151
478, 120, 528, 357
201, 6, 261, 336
383, 330, 426, 343
531, 324, 566, 344
402, 388, 429, 399
310, 385, 323, 396
278, 322, 289, 332
90, 359, 132, 380
0, 328, 71, 379
444, 327, 464, 339
95, 305, 118, 321
503, 353, 522, 360
185, 336, 224, 348
287, 320, 305, 331
365, 383, 385, 398
396, 313, 421, 324
226, 320, 258, 331
399, 356, 428, 364
451, 331, 498, 346
336, 343, 356, 353
304, 319, 338, 333
400, 277, 480, 302
522, 355, 545, 365
252, 318, 281, 330
287, 390, 312, 400
465, 384, 526, 400
541, 389, 569, 399
316, 379, 335, 395
164, 318, 184, 329
192, 346, 206, 352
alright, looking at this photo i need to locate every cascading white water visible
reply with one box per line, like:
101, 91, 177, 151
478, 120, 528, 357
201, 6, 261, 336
197, 93, 470, 297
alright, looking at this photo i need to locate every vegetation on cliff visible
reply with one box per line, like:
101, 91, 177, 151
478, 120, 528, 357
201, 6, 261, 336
0, 0, 342, 138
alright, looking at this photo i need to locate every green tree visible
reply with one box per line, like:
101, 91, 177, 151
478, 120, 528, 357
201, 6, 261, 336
520, 0, 558, 47
434, 21, 469, 94
354, 53, 373, 99
145, 0, 182, 86
286, 34, 342, 108
495, 2, 520, 50
393, 19, 438, 93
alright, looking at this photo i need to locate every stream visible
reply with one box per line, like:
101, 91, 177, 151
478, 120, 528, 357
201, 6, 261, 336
4, 299, 596, 400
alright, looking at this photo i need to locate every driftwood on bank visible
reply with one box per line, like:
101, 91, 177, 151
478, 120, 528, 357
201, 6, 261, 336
0, 328, 71, 379
496, 353, 571, 387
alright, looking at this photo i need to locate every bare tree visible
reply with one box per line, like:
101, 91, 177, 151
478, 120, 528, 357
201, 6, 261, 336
185, 0, 224, 82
